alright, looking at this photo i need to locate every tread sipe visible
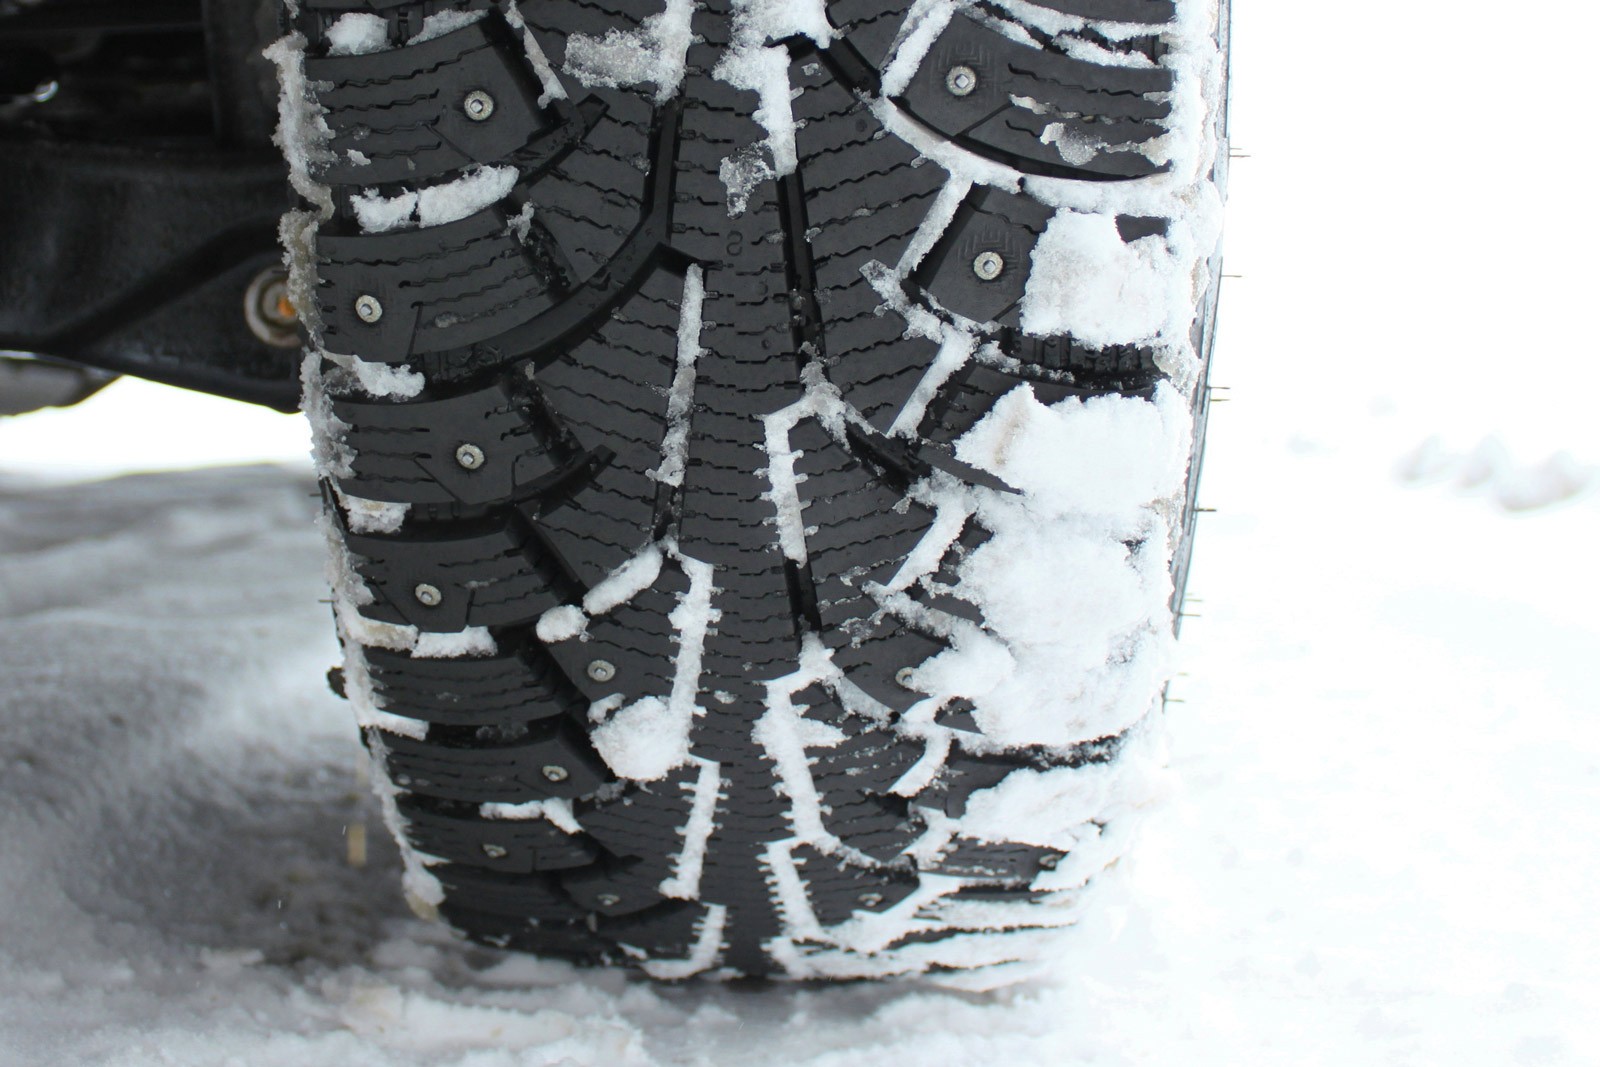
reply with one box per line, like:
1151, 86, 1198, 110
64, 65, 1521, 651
274, 0, 1228, 980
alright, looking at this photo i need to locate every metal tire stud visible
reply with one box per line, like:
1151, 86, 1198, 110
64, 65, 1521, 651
542, 764, 569, 783
413, 583, 442, 607
857, 892, 884, 908
972, 251, 1005, 282
455, 443, 485, 470
895, 667, 917, 688
945, 65, 978, 97
355, 293, 384, 323
463, 89, 495, 121
482, 843, 508, 859
587, 659, 617, 683
595, 893, 622, 908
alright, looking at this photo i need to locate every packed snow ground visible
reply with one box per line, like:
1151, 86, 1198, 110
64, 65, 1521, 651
3, 0, 1600, 1062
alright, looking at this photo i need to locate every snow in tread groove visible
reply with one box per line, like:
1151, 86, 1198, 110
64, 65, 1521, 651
350, 166, 520, 234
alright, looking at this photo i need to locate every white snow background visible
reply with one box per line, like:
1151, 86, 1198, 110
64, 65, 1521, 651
3, 0, 1599, 1062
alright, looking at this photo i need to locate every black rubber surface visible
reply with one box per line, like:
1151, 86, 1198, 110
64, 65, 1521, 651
288, 0, 1224, 977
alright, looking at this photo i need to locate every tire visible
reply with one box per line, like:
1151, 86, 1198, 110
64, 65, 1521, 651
270, 0, 1228, 981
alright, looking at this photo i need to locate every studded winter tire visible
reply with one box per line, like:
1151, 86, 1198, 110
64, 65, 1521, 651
272, 0, 1229, 980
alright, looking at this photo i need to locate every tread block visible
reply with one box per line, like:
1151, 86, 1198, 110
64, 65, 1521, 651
578, 766, 698, 863
1015, 335, 1160, 394
927, 837, 1055, 883
560, 859, 667, 917
791, 844, 917, 926
541, 608, 678, 704
381, 719, 610, 803
906, 579, 982, 625
893, 12, 1170, 179
334, 378, 571, 506
921, 756, 1023, 818
365, 644, 584, 726
316, 207, 557, 362
440, 907, 605, 959
347, 517, 567, 632
433, 864, 587, 922
797, 694, 922, 795
829, 619, 947, 713
530, 463, 661, 588
307, 18, 555, 186
594, 901, 705, 958
933, 696, 981, 734
918, 362, 1087, 448
821, 793, 919, 863
824, 1, 911, 69
397, 796, 600, 872
908, 187, 1052, 328
536, 560, 689, 702
1030, 0, 1175, 24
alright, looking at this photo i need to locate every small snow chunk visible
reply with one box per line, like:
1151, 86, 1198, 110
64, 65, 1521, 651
417, 165, 518, 227
481, 798, 582, 834
505, 201, 537, 242
563, 0, 694, 104
350, 358, 424, 400
340, 493, 408, 534
412, 628, 496, 658
325, 13, 389, 56
1021, 209, 1183, 347
955, 382, 1191, 519
407, 9, 487, 45
592, 697, 689, 781
348, 167, 516, 237
718, 147, 776, 218
351, 188, 418, 234
583, 546, 664, 616
536, 604, 588, 644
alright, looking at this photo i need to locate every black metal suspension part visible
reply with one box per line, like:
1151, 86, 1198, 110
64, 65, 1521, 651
0, 0, 299, 411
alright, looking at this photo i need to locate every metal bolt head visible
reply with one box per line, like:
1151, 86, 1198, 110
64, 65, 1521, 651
945, 65, 978, 97
355, 293, 384, 323
481, 843, 508, 859
586, 659, 617, 683
857, 891, 885, 908
542, 764, 569, 783
895, 667, 917, 689
455, 443, 485, 470
413, 583, 442, 607
595, 892, 622, 908
463, 89, 495, 121
243, 267, 299, 348
972, 251, 1005, 282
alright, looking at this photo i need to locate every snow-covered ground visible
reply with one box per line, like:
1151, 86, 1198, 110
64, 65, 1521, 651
3, 1, 1598, 1063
